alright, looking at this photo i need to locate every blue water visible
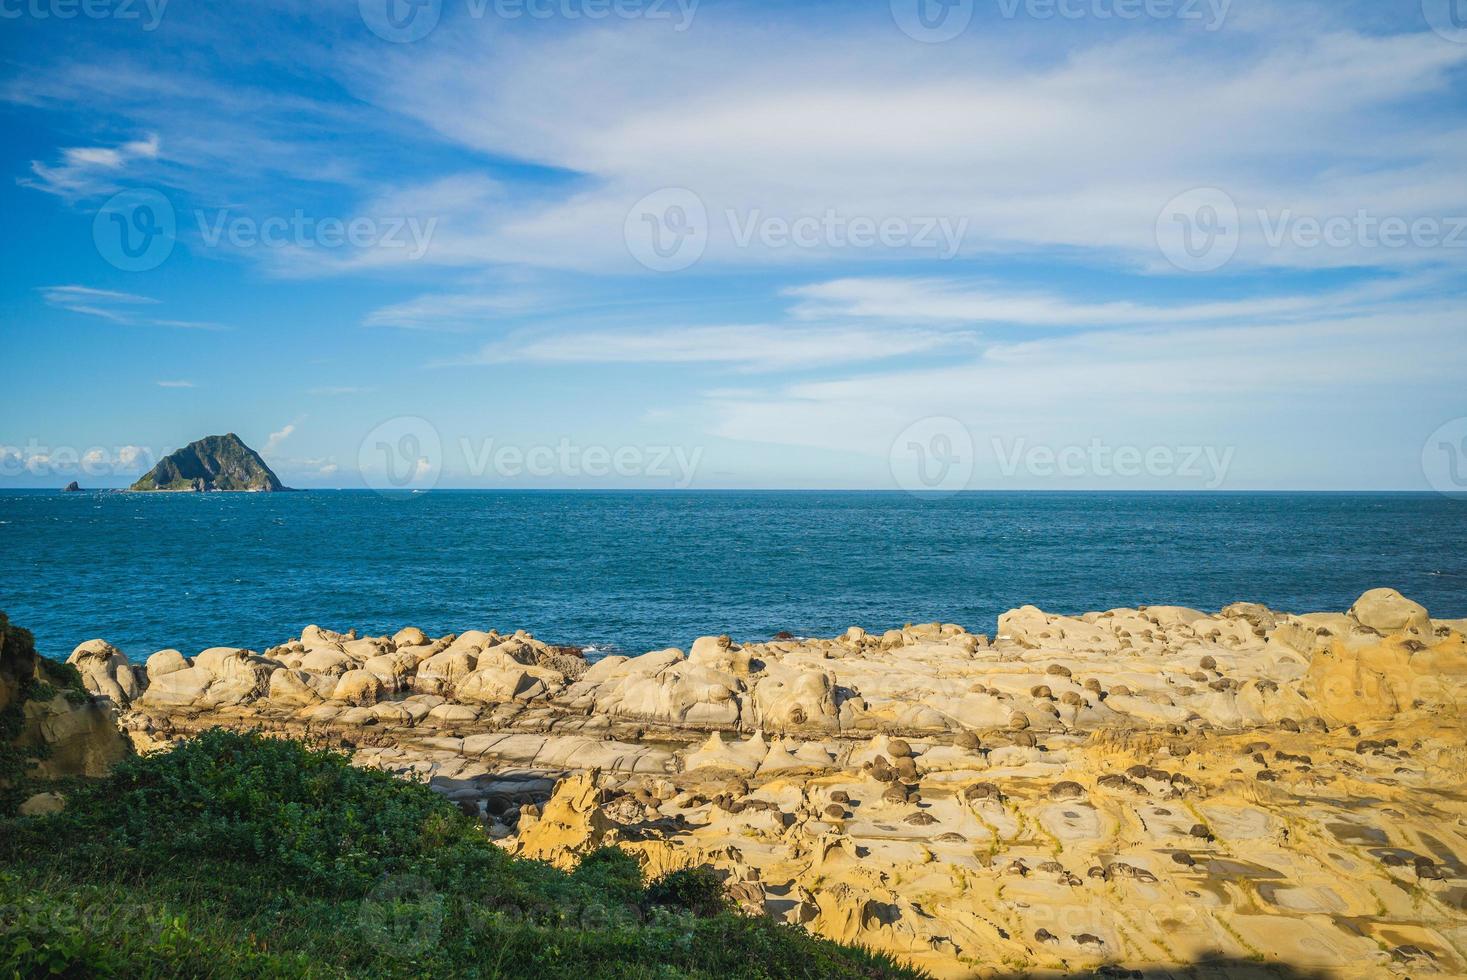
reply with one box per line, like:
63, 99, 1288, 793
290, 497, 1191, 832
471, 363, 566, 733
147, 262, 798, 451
2, 490, 1463, 663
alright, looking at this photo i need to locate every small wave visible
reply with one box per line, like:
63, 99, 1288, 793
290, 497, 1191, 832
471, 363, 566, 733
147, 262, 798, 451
580, 643, 626, 662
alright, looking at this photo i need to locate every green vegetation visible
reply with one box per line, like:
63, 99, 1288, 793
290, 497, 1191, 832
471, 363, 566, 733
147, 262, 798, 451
0, 730, 922, 978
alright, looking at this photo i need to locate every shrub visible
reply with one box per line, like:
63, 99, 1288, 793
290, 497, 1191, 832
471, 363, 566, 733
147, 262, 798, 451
573, 846, 646, 908
645, 867, 729, 918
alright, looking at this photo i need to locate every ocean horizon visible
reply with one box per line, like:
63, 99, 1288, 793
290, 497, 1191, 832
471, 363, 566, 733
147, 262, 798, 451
6, 488, 1463, 663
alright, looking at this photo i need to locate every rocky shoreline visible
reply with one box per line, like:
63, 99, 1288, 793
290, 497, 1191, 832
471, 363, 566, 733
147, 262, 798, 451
64, 589, 1467, 978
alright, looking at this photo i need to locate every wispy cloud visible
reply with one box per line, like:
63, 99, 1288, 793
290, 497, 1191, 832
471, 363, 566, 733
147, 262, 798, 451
784, 276, 1429, 328
334, 20, 1467, 273
39, 285, 227, 330
155, 380, 196, 388
308, 385, 374, 396
41, 285, 158, 320
6, 5, 1467, 491
469, 324, 973, 371
363, 286, 536, 331
263, 422, 299, 456
703, 301, 1467, 479
23, 133, 160, 199
144, 319, 229, 331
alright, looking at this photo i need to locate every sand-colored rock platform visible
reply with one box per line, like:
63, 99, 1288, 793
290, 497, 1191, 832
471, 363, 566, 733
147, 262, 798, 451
72, 588, 1467, 977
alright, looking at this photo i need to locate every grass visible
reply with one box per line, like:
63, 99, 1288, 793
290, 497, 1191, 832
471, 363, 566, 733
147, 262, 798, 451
0, 730, 923, 978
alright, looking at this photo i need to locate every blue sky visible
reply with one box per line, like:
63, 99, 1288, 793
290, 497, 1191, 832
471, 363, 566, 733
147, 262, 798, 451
2, 0, 1465, 490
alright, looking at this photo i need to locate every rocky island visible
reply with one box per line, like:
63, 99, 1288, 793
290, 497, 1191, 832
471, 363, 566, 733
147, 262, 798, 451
129, 433, 287, 492
53, 588, 1467, 977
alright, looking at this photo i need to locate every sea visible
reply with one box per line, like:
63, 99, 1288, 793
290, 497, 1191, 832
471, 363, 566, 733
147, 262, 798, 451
2, 489, 1464, 663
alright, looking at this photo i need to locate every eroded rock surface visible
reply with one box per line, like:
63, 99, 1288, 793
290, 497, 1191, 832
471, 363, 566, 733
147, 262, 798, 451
2, 616, 130, 785
102, 592, 1467, 977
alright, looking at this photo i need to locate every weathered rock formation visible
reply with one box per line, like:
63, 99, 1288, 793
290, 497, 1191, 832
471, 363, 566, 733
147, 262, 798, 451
1, 614, 131, 809
129, 433, 287, 492
87, 589, 1467, 977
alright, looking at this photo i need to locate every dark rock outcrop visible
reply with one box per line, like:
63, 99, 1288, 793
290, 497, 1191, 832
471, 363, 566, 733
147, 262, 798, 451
1, 613, 131, 813
129, 433, 287, 492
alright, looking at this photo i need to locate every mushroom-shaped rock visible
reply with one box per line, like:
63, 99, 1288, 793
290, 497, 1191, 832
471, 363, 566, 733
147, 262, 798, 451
393, 626, 428, 647
1048, 781, 1086, 801
138, 661, 213, 707
752, 668, 838, 731
756, 739, 809, 776
416, 649, 479, 688
1348, 589, 1430, 634
686, 731, 765, 773
145, 649, 189, 681
268, 667, 335, 706
363, 651, 418, 689
333, 669, 385, 706
963, 781, 1004, 803
67, 639, 141, 706
456, 667, 545, 704
299, 649, 352, 675
688, 634, 743, 672
881, 783, 912, 804
427, 702, 481, 723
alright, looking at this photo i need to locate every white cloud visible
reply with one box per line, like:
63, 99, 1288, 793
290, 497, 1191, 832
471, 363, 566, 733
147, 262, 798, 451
0, 443, 156, 479
263, 423, 299, 455
155, 380, 196, 388
24, 133, 161, 198
470, 324, 973, 371
702, 299, 1467, 485
330, 21, 1467, 273
19, 13, 1467, 277
784, 275, 1428, 328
